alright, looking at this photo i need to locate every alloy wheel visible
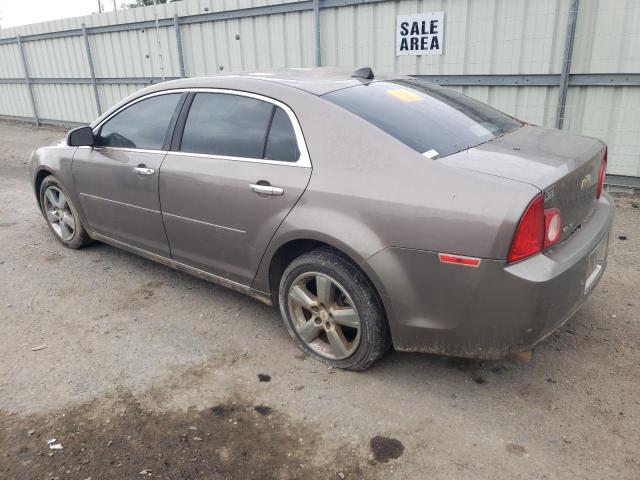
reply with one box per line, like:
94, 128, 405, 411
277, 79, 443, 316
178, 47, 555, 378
43, 186, 76, 241
287, 272, 361, 360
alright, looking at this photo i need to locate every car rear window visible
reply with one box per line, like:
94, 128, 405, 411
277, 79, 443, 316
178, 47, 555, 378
323, 80, 522, 159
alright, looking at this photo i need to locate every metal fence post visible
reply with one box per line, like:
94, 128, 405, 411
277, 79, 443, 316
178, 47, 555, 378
313, 0, 321, 67
16, 35, 40, 127
555, 0, 580, 130
82, 24, 102, 116
174, 15, 186, 77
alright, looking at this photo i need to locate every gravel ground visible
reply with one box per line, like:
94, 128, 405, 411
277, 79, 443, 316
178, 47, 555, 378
0, 119, 639, 479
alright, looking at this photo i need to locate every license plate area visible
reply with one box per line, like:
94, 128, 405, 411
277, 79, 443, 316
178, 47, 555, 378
585, 234, 608, 293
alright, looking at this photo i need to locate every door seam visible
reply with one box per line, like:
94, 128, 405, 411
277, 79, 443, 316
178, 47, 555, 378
249, 166, 314, 290
156, 151, 174, 259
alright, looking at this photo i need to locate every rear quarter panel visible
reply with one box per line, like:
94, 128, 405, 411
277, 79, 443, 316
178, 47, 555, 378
250, 89, 540, 295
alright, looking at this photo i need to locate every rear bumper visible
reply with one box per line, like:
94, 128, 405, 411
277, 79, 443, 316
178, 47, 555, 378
363, 193, 614, 359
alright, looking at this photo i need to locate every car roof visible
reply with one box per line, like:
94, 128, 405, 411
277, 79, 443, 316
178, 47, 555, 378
91, 68, 413, 128
153, 68, 407, 96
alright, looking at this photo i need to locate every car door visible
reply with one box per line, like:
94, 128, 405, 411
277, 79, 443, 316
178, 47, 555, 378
159, 90, 312, 285
72, 91, 185, 257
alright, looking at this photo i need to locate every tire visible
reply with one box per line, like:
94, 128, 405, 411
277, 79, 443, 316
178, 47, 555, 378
278, 248, 390, 370
39, 176, 92, 249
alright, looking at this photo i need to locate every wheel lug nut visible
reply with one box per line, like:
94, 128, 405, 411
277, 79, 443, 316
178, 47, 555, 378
314, 318, 321, 325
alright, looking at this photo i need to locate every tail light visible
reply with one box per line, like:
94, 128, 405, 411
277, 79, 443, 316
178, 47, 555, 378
508, 194, 544, 263
596, 148, 607, 199
508, 194, 564, 263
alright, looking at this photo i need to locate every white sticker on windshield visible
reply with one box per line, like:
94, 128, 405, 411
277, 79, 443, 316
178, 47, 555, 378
422, 149, 439, 159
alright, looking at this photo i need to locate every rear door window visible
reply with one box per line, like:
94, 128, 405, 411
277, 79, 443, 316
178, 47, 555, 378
96, 93, 182, 150
264, 107, 300, 162
323, 80, 522, 158
180, 93, 274, 159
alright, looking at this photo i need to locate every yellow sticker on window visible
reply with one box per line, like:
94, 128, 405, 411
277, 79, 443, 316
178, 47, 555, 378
386, 88, 424, 102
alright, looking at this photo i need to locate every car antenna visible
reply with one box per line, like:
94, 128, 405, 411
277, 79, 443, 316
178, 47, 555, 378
352, 67, 374, 80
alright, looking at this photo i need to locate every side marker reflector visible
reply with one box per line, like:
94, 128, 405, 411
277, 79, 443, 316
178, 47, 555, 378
438, 253, 481, 267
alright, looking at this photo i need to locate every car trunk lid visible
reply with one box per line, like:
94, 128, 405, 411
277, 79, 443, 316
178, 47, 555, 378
440, 124, 606, 243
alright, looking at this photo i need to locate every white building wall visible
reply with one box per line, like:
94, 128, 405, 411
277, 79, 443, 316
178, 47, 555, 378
0, 0, 638, 177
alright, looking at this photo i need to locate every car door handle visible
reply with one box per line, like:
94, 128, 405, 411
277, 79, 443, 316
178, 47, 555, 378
134, 165, 155, 176
249, 184, 284, 196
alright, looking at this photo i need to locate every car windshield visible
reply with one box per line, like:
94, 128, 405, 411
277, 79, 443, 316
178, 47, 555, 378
323, 79, 522, 159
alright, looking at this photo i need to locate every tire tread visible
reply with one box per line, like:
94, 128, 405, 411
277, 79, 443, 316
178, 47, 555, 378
39, 176, 92, 250
278, 247, 390, 371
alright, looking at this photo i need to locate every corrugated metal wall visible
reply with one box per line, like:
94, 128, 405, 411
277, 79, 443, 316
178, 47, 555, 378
322, 0, 566, 74
565, 0, 640, 178
0, 0, 638, 177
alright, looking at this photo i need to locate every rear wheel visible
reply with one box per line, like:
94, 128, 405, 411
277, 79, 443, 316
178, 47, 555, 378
39, 176, 92, 249
278, 248, 389, 370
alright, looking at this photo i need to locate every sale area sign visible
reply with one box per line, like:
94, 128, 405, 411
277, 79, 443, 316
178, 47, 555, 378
396, 12, 444, 56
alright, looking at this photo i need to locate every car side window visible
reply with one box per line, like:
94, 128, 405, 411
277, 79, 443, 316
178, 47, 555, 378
265, 107, 299, 162
180, 93, 274, 159
95, 93, 182, 150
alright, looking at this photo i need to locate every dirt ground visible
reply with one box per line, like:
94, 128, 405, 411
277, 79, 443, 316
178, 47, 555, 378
0, 119, 639, 479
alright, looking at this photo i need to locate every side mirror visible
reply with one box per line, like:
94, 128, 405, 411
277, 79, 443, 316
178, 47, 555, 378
67, 126, 94, 147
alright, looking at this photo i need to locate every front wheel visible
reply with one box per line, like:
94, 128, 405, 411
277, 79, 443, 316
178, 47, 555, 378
278, 248, 390, 370
39, 176, 92, 249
